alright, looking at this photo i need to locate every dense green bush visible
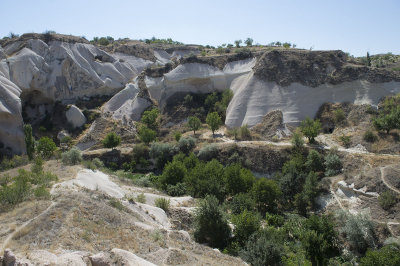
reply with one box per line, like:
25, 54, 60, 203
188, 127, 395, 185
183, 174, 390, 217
360, 244, 400, 266
291, 129, 305, 151
0, 155, 29, 171
141, 108, 159, 130
150, 142, 178, 169
193, 195, 231, 249
61, 147, 82, 165
231, 210, 260, 246
339, 135, 352, 148
337, 210, 376, 254
334, 108, 346, 124
174, 132, 181, 142
224, 163, 255, 196
239, 228, 285, 266
197, 144, 218, 161
132, 143, 149, 162
378, 191, 397, 210
229, 192, 256, 215
324, 152, 342, 176
102, 132, 121, 149
166, 183, 186, 196
178, 136, 196, 154
265, 213, 285, 227
305, 150, 324, 173
252, 178, 281, 214
186, 159, 226, 201
36, 137, 57, 159
138, 125, 157, 144
160, 160, 187, 189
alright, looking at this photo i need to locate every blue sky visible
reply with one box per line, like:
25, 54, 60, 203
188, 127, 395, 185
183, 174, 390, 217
1, 0, 399, 56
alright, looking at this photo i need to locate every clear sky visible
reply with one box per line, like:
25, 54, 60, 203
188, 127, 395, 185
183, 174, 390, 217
1, 0, 399, 56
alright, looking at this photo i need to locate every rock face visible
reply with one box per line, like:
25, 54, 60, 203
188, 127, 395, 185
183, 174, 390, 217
1, 33, 400, 154
66, 105, 86, 128
250, 110, 288, 139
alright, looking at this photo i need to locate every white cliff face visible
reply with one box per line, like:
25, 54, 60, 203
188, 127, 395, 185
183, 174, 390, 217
103, 81, 151, 121
0, 39, 154, 153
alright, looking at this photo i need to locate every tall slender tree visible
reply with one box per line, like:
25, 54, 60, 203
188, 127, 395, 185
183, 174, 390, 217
23, 124, 35, 160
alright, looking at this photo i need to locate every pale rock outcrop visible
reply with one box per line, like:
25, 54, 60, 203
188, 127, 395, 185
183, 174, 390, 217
110, 248, 156, 266
66, 105, 86, 128
0, 37, 154, 153
103, 81, 151, 121
89, 252, 111, 266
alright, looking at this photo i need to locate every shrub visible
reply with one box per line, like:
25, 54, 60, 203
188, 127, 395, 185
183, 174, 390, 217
155, 197, 170, 212
305, 150, 324, 173
109, 198, 124, 211
160, 160, 187, 189
133, 175, 153, 187
102, 132, 121, 149
337, 210, 376, 254
188, 116, 201, 135
224, 163, 255, 196
36, 137, 57, 159
360, 244, 400, 266
141, 108, 159, 130
34, 185, 51, 199
136, 193, 146, 203
265, 213, 285, 227
132, 143, 149, 162
291, 129, 305, 151
206, 112, 222, 137
229, 192, 256, 215
378, 191, 397, 210
339, 135, 351, 148
24, 124, 35, 160
197, 144, 218, 161
193, 195, 231, 249
150, 142, 178, 169
167, 183, 186, 196
232, 210, 260, 247
174, 132, 181, 142
334, 108, 346, 124
252, 178, 282, 214
138, 125, 157, 144
184, 94, 193, 105
61, 147, 82, 165
178, 136, 196, 154
364, 130, 378, 143
324, 153, 342, 176
186, 159, 226, 201
300, 117, 322, 143
0, 155, 29, 171
239, 125, 251, 140
239, 228, 285, 266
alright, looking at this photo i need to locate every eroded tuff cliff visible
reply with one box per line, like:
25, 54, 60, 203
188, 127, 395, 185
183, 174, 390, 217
1, 33, 400, 154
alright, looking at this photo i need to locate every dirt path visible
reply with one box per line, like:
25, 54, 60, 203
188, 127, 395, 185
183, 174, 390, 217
380, 167, 400, 195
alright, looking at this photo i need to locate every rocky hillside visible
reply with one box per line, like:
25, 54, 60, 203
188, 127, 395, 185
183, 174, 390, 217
1, 33, 400, 155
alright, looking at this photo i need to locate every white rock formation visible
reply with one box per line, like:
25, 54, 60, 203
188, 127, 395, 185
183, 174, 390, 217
66, 105, 86, 128
103, 80, 151, 121
0, 38, 153, 153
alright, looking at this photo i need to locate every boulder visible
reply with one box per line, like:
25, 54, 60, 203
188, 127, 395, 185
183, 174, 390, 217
89, 252, 110, 266
66, 105, 86, 128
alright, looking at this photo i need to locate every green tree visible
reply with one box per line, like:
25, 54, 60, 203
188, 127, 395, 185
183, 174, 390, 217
188, 116, 201, 135
252, 178, 281, 214
102, 132, 121, 149
141, 108, 159, 130
244, 38, 253, 46
160, 160, 187, 189
206, 112, 222, 137
378, 191, 397, 210
366, 52, 371, 67
300, 117, 322, 143
36, 137, 57, 159
291, 129, 304, 151
234, 40, 242, 48
305, 150, 324, 173
231, 210, 260, 246
373, 109, 399, 134
224, 163, 255, 196
360, 244, 400, 266
193, 195, 231, 249
138, 125, 156, 144
23, 124, 35, 160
